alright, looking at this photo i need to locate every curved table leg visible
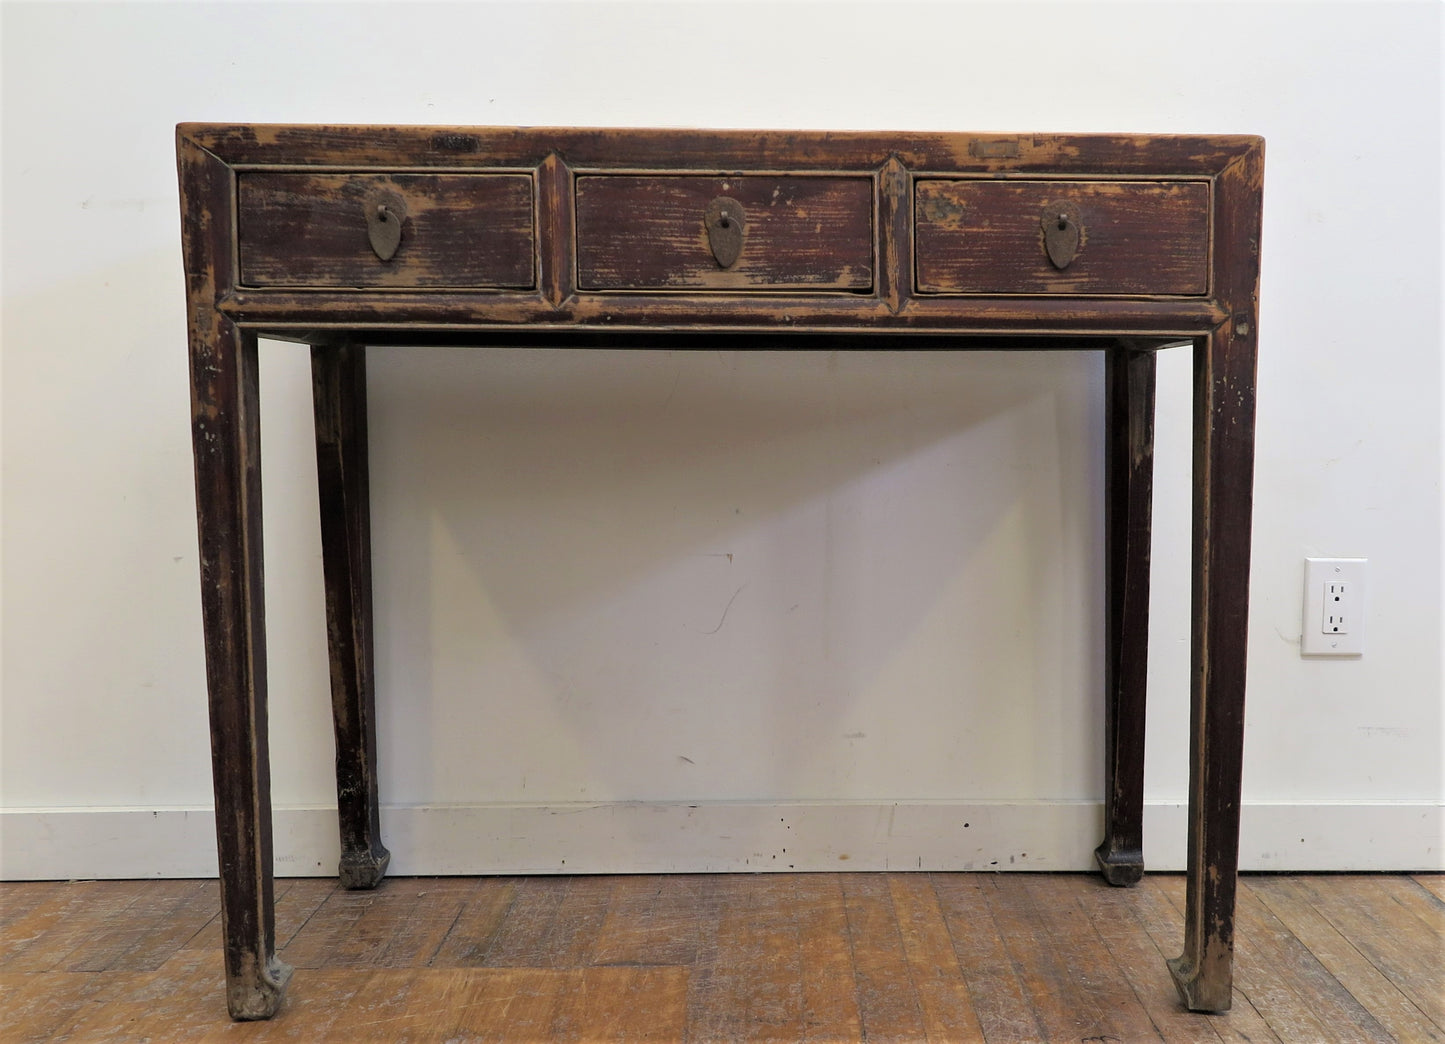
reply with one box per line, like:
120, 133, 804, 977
1167, 324, 1256, 1012
1096, 344, 1156, 887
191, 320, 292, 1019
312, 343, 390, 890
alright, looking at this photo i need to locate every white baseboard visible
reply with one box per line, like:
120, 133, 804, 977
2, 801, 1439, 880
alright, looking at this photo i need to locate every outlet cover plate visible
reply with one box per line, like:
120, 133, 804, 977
1302, 558, 1367, 657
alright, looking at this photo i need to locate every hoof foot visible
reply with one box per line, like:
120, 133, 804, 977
339, 845, 390, 890
1094, 841, 1144, 887
227, 955, 293, 1021
1167, 955, 1232, 1012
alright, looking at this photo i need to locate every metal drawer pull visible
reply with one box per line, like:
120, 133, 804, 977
365, 191, 407, 261
704, 196, 746, 268
1042, 201, 1081, 269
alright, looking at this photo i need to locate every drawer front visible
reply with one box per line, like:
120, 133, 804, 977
237, 173, 535, 288
915, 180, 1210, 295
576, 176, 873, 291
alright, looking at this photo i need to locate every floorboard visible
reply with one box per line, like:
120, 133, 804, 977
2, 873, 1439, 1042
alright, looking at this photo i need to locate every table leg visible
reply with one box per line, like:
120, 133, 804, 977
312, 343, 390, 890
1167, 325, 1256, 1012
1095, 344, 1156, 887
191, 320, 292, 1019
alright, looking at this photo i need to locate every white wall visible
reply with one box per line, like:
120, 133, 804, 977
2, 1, 1440, 878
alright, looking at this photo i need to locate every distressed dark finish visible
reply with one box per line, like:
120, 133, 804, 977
1166, 322, 1257, 1012
222, 289, 1227, 335
915, 180, 1210, 295
311, 343, 390, 890
237, 173, 534, 288
575, 175, 873, 290
1095, 344, 1157, 887
180, 132, 292, 1021
1167, 139, 1263, 1011
185, 126, 1259, 175
537, 152, 576, 308
177, 125, 1263, 1024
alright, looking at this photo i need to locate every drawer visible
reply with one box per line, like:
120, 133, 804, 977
237, 173, 535, 288
575, 175, 873, 291
915, 180, 1210, 295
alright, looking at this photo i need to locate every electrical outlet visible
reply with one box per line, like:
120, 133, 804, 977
1302, 558, 1367, 656
1322, 580, 1351, 634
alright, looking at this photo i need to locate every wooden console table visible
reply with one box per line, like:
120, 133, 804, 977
178, 125, 1263, 1022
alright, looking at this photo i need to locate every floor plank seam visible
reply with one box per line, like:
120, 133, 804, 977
5, 874, 1440, 1043
927, 873, 990, 1043
835, 877, 870, 1044
1076, 891, 1182, 1044
1250, 880, 1426, 1041
1404, 877, 1445, 912
1244, 881, 1398, 1042
981, 878, 1053, 1044
276, 879, 336, 953
878, 877, 931, 1040
1289, 879, 1445, 1036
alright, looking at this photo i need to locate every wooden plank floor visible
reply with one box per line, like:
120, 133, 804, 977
2, 873, 1441, 1042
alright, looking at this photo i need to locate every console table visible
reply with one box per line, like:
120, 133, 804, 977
177, 125, 1263, 1022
